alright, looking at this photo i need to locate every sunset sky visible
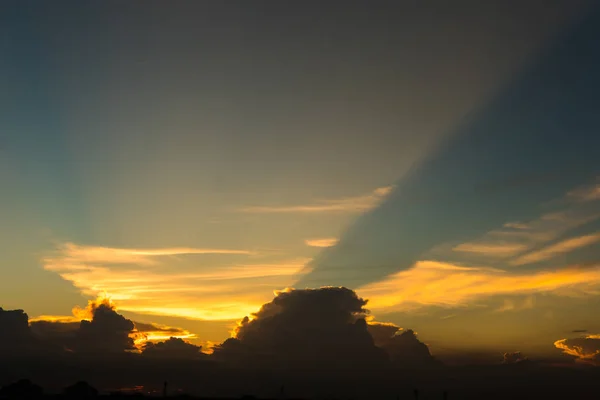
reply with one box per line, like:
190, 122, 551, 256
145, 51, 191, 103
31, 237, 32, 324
2, 0, 600, 362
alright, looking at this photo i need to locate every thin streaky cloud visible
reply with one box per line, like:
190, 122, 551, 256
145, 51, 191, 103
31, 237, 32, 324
237, 185, 394, 214
567, 181, 600, 202
359, 260, 600, 313
47, 242, 254, 267
305, 237, 338, 248
510, 232, 600, 266
42, 242, 311, 321
445, 180, 600, 262
453, 243, 529, 257
503, 222, 531, 230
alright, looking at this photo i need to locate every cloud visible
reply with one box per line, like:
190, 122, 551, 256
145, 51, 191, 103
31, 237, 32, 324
367, 323, 435, 367
141, 337, 204, 359
30, 299, 196, 351
453, 243, 529, 257
358, 260, 600, 313
447, 181, 600, 262
567, 181, 600, 202
237, 185, 394, 213
510, 232, 600, 266
212, 287, 437, 370
503, 222, 531, 230
213, 287, 390, 369
305, 237, 338, 248
73, 299, 136, 354
0, 307, 35, 354
43, 242, 310, 320
503, 351, 528, 364
44, 242, 253, 270
554, 335, 600, 365
495, 296, 535, 312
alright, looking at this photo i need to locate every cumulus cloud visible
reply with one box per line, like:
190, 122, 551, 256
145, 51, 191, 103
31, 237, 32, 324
0, 307, 34, 354
30, 298, 195, 352
305, 237, 338, 248
212, 287, 436, 370
238, 185, 394, 213
73, 300, 136, 354
554, 334, 600, 365
503, 351, 528, 364
367, 323, 435, 367
213, 287, 389, 369
141, 337, 204, 359
31, 296, 136, 354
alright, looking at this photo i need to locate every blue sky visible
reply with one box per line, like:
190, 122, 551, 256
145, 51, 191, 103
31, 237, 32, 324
1, 1, 599, 357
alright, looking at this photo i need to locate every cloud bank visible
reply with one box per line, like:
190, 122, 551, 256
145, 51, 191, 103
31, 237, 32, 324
213, 287, 434, 370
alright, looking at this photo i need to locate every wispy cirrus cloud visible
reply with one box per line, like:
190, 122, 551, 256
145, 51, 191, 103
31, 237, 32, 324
43, 242, 311, 321
452, 243, 529, 257
448, 181, 600, 263
510, 232, 600, 266
359, 260, 600, 313
305, 237, 338, 248
237, 185, 394, 213
567, 180, 600, 202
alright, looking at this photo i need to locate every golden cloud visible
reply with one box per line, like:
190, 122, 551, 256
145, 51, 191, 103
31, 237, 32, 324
305, 237, 339, 248
554, 334, 600, 365
359, 260, 600, 312
43, 242, 311, 321
237, 185, 394, 213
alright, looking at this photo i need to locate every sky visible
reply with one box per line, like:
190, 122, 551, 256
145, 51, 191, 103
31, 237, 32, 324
1, 0, 600, 365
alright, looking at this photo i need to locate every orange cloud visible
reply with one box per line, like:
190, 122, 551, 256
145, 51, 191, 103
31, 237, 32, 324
43, 242, 311, 321
237, 185, 393, 213
44, 242, 254, 270
359, 260, 600, 312
452, 243, 529, 257
554, 334, 600, 365
305, 237, 338, 248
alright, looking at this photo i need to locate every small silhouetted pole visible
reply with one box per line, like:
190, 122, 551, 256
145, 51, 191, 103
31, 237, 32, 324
163, 381, 168, 398
414, 389, 419, 400
443, 390, 448, 400
280, 385, 285, 399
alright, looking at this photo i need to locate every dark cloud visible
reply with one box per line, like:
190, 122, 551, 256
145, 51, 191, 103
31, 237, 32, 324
142, 337, 204, 359
503, 351, 528, 364
213, 287, 437, 370
572, 329, 588, 333
0, 307, 36, 356
134, 322, 187, 335
29, 320, 79, 352
367, 323, 436, 367
73, 302, 135, 354
0, 307, 32, 342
